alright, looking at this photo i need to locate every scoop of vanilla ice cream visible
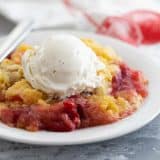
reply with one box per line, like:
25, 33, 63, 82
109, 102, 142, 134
22, 34, 105, 98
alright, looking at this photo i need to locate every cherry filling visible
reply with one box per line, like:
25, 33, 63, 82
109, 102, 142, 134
0, 99, 81, 132
112, 63, 148, 98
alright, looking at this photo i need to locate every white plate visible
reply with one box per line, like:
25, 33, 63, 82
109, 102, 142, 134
0, 30, 160, 145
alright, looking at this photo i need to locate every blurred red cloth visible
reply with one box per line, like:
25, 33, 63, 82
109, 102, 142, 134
64, 0, 160, 45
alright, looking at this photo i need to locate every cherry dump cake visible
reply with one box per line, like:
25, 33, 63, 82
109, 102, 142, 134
0, 35, 148, 132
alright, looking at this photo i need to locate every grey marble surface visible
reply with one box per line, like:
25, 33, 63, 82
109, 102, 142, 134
0, 16, 160, 160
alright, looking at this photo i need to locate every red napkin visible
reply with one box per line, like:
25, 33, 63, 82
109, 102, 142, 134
64, 0, 160, 46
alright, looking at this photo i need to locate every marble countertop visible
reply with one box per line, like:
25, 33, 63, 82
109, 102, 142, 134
0, 16, 160, 160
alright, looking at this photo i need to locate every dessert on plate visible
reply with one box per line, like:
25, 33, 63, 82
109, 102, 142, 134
0, 33, 148, 132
